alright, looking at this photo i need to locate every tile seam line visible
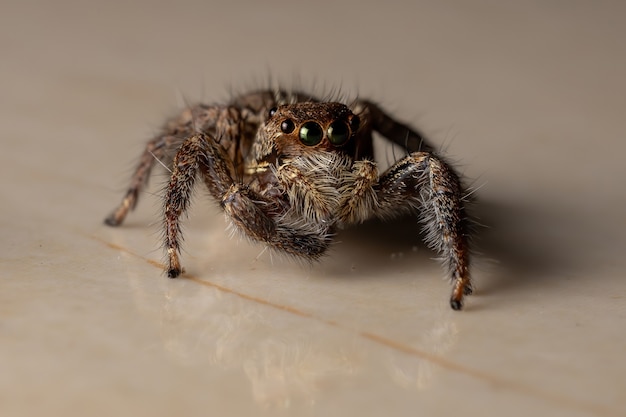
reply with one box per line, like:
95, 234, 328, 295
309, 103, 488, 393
91, 234, 619, 417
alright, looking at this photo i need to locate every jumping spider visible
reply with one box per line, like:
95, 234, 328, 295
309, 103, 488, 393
104, 90, 473, 310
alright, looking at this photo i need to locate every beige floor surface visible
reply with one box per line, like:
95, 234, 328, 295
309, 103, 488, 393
1, 1, 625, 416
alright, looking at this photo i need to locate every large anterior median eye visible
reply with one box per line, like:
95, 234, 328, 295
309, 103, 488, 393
327, 120, 350, 145
299, 121, 323, 146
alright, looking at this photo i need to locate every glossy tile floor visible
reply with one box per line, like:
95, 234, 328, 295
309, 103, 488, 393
2, 1, 625, 416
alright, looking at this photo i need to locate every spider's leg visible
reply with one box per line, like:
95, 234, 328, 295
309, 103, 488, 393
165, 136, 333, 277
104, 132, 182, 226
375, 152, 472, 310
102, 103, 226, 226
220, 183, 332, 260
352, 99, 435, 154
163, 133, 219, 277
221, 152, 343, 260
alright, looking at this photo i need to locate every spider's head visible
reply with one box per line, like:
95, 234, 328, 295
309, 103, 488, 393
263, 102, 360, 160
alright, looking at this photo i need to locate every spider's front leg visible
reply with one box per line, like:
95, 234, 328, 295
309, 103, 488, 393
164, 136, 333, 278
352, 99, 472, 309
221, 183, 333, 259
376, 152, 472, 310
163, 132, 231, 277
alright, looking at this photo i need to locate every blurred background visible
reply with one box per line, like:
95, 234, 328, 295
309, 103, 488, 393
1, 1, 625, 416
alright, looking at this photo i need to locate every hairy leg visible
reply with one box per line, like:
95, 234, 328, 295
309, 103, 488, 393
163, 134, 214, 277
352, 100, 435, 154
164, 135, 334, 277
104, 133, 181, 226
376, 152, 472, 310
103, 104, 213, 226
221, 183, 332, 259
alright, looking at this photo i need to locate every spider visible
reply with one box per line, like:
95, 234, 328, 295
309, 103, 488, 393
104, 89, 473, 310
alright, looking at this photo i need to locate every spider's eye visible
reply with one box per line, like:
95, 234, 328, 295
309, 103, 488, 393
280, 119, 295, 134
327, 120, 350, 146
299, 121, 323, 146
350, 115, 360, 133
268, 107, 278, 118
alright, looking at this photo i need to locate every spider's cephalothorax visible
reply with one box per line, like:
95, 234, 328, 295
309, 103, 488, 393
104, 90, 473, 310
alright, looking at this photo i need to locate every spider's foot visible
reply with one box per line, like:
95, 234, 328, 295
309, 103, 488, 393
104, 212, 122, 227
450, 277, 472, 310
450, 298, 464, 311
167, 267, 181, 278
166, 249, 182, 278
104, 197, 134, 227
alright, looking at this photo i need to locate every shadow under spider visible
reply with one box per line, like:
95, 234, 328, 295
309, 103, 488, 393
470, 196, 618, 297
330, 196, 605, 296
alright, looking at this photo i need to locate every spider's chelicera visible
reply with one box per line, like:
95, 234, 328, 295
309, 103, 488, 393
105, 90, 473, 310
